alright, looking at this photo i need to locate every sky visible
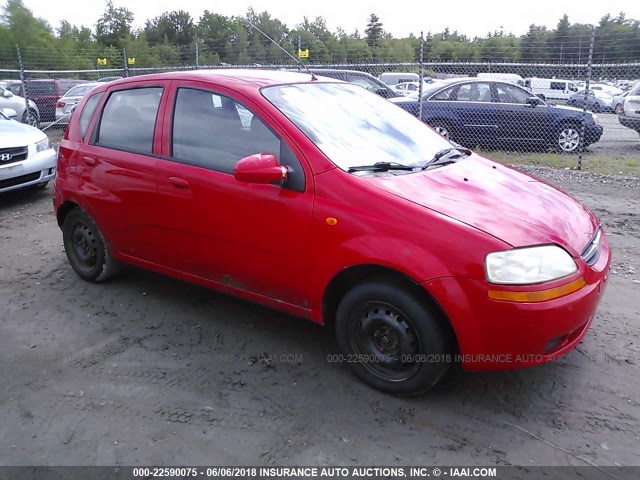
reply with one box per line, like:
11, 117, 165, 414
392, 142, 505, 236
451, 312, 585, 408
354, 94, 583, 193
17, 0, 640, 38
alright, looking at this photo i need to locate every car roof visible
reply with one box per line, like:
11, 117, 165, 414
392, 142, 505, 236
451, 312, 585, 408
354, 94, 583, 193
106, 69, 332, 89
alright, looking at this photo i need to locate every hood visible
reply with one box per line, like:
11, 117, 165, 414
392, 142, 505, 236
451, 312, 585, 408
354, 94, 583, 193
365, 155, 597, 256
0, 118, 46, 148
552, 104, 585, 114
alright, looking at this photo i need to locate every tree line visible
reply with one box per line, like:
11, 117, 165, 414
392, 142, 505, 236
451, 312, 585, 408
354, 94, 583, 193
1, 0, 639, 70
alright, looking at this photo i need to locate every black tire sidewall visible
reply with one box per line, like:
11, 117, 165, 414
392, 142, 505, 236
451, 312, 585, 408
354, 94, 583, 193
335, 280, 452, 396
62, 209, 108, 282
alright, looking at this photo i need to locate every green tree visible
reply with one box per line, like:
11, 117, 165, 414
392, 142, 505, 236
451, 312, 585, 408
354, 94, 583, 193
364, 13, 383, 49
145, 10, 196, 48
95, 0, 134, 49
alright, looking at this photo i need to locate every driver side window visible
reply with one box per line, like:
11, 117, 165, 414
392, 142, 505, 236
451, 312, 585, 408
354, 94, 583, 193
171, 87, 305, 191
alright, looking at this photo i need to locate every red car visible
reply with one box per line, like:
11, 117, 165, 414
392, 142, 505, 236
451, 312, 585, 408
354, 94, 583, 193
53, 70, 611, 396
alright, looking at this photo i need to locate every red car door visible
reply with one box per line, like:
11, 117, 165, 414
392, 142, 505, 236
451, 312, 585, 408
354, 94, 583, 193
75, 81, 168, 265
155, 80, 314, 308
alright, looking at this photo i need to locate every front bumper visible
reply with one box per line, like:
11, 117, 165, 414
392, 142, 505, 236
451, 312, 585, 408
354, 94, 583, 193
0, 148, 57, 193
584, 124, 604, 145
618, 115, 640, 133
423, 231, 611, 370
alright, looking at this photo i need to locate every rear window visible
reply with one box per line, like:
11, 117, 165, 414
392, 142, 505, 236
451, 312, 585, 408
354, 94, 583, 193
95, 87, 162, 154
79, 92, 104, 139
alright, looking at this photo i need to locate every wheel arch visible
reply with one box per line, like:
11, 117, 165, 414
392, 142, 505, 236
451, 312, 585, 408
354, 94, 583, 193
322, 264, 452, 333
56, 200, 80, 227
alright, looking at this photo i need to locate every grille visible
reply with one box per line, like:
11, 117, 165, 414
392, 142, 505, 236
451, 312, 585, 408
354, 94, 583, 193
0, 146, 28, 166
0, 172, 40, 189
581, 228, 602, 267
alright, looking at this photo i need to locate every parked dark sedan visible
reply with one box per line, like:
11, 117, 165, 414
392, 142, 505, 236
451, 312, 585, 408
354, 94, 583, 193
391, 78, 603, 152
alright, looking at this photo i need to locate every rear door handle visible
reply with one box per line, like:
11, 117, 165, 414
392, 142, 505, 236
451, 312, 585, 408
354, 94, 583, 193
168, 176, 189, 190
82, 156, 97, 166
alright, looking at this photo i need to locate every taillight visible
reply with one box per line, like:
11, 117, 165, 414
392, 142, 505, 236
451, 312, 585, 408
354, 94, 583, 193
56, 101, 65, 108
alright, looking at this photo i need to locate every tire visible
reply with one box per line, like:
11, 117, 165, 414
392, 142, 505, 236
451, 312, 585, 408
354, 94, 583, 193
335, 278, 454, 396
34, 181, 49, 190
62, 208, 120, 282
592, 103, 601, 113
556, 123, 582, 153
22, 108, 39, 128
615, 104, 624, 115
428, 120, 452, 140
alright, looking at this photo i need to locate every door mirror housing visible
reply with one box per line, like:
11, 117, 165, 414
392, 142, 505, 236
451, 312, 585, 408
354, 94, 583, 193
1, 108, 17, 118
3, 89, 13, 98
234, 153, 288, 185
526, 96, 542, 107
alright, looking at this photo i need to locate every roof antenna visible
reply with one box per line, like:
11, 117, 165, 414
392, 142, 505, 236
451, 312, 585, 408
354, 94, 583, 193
244, 19, 317, 81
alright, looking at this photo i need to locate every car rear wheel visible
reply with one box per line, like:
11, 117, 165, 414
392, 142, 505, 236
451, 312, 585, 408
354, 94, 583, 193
335, 278, 453, 396
62, 208, 120, 282
22, 108, 39, 128
556, 124, 582, 153
615, 104, 624, 115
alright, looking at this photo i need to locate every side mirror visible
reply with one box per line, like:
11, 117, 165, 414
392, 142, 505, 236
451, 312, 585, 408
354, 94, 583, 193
3, 89, 13, 98
526, 96, 542, 107
1, 108, 17, 118
234, 153, 288, 185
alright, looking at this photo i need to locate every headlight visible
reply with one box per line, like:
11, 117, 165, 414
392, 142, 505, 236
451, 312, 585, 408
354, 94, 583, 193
35, 138, 50, 152
485, 245, 578, 285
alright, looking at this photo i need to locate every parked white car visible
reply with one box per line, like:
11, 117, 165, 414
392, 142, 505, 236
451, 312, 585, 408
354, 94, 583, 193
0, 86, 40, 127
391, 80, 437, 97
0, 108, 57, 193
55, 82, 100, 124
590, 83, 623, 96
618, 83, 640, 138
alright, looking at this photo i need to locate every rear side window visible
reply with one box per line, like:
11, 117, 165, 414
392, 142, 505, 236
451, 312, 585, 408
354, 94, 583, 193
96, 87, 162, 154
79, 92, 103, 139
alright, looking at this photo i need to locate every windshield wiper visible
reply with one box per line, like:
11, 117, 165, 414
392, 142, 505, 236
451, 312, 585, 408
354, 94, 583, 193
348, 162, 416, 173
421, 147, 472, 170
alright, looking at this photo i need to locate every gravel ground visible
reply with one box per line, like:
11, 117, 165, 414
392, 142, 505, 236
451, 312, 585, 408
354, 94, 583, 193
0, 166, 638, 467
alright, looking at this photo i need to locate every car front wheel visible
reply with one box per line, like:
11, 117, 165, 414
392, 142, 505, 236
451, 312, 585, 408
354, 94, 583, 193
335, 278, 453, 396
556, 124, 582, 153
22, 108, 39, 128
62, 208, 120, 282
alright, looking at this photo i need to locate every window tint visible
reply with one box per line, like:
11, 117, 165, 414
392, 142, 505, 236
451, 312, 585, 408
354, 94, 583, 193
495, 83, 531, 104
96, 87, 162, 153
27, 82, 56, 95
456, 83, 493, 102
550, 82, 566, 91
431, 86, 455, 100
172, 88, 280, 174
79, 92, 103, 139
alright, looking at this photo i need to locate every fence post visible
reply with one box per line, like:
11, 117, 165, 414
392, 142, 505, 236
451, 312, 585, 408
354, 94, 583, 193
418, 32, 424, 121
578, 26, 595, 171
16, 45, 30, 125
195, 41, 199, 70
122, 47, 129, 77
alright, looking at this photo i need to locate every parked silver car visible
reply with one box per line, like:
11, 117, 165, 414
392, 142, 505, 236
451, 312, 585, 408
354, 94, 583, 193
55, 82, 100, 125
0, 86, 40, 127
0, 108, 56, 193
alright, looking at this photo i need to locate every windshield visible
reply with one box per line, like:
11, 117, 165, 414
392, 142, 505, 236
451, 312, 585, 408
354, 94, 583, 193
262, 83, 452, 171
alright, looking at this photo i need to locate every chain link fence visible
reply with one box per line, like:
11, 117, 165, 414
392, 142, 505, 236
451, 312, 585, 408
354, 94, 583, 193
1, 34, 639, 169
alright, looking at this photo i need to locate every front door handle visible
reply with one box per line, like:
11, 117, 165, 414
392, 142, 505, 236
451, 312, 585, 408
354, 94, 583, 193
82, 156, 97, 166
168, 176, 189, 190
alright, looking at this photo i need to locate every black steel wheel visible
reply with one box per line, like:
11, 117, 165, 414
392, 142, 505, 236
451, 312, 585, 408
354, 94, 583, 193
335, 278, 453, 396
62, 208, 120, 282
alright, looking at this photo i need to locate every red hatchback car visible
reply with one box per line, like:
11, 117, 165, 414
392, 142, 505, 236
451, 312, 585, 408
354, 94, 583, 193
53, 70, 611, 395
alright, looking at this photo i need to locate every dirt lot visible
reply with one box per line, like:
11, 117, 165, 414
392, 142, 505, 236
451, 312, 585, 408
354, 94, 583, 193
0, 166, 638, 467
